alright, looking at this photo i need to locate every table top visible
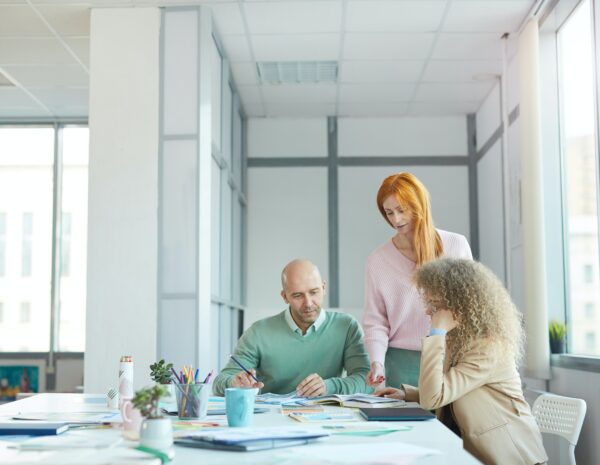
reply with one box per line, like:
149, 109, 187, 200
0, 394, 481, 465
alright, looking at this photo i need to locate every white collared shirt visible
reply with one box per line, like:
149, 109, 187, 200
284, 307, 327, 337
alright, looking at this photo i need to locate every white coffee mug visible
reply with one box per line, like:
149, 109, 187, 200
120, 399, 143, 440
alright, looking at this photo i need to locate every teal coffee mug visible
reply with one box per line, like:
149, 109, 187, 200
225, 387, 258, 427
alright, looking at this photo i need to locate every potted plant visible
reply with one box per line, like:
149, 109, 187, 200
549, 320, 566, 354
150, 359, 175, 401
132, 385, 173, 450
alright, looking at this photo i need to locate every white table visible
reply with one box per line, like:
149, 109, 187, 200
0, 394, 481, 464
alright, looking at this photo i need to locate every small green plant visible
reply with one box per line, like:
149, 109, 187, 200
549, 320, 566, 342
549, 320, 567, 354
132, 384, 169, 419
149, 359, 173, 384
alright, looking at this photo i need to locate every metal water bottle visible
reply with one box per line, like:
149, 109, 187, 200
118, 355, 134, 406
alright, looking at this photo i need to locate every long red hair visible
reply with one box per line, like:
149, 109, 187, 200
376, 172, 443, 266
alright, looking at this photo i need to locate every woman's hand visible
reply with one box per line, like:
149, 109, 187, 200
430, 308, 457, 332
374, 387, 405, 400
366, 361, 386, 387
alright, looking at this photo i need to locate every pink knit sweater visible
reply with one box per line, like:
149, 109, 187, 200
362, 229, 473, 365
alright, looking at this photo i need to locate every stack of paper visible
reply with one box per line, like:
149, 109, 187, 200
175, 426, 330, 451
288, 411, 358, 423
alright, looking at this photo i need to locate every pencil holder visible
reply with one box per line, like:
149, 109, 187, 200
175, 383, 209, 419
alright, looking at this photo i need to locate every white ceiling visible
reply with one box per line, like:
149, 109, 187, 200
0, 0, 533, 119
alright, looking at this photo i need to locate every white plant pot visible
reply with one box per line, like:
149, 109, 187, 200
139, 418, 173, 451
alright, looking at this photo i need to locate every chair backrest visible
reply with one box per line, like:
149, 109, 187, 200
532, 393, 587, 445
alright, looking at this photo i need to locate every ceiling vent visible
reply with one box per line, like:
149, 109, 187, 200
257, 61, 338, 84
0, 70, 15, 87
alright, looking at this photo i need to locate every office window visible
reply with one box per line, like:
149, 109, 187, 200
57, 127, 89, 352
557, 0, 600, 356
22, 212, 33, 277
583, 263, 594, 283
20, 302, 31, 323
585, 332, 596, 351
0, 125, 87, 352
0, 127, 53, 351
61, 212, 72, 277
585, 302, 595, 319
0, 212, 5, 277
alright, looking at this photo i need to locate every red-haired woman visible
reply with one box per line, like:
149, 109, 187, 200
363, 172, 472, 389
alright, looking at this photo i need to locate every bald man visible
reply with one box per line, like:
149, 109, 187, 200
212, 259, 370, 396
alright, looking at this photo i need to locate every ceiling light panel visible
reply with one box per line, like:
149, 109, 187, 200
257, 61, 338, 85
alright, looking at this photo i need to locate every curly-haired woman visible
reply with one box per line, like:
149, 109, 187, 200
376, 258, 547, 465
364, 172, 472, 388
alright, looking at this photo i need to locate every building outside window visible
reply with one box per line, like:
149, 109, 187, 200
557, 0, 600, 357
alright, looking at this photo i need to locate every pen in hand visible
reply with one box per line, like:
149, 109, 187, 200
229, 354, 261, 383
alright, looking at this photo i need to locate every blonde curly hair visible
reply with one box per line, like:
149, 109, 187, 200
415, 258, 524, 366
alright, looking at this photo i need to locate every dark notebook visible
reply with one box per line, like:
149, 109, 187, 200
359, 407, 436, 421
0, 421, 69, 435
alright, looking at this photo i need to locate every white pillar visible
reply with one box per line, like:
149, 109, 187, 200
85, 8, 160, 393
518, 19, 550, 379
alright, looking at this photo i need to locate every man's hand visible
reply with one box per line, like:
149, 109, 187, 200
296, 373, 326, 397
230, 369, 264, 390
374, 387, 405, 400
366, 361, 386, 387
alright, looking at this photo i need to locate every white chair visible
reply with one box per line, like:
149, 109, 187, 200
532, 393, 587, 465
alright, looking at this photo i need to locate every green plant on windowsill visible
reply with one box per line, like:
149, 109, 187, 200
132, 384, 169, 419
149, 359, 174, 385
549, 320, 566, 354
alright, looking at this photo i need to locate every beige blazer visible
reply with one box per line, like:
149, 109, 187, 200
403, 335, 547, 465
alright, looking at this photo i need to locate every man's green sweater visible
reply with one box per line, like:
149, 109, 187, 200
212, 310, 370, 396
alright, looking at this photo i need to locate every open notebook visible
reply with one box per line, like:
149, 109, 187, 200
298, 394, 405, 408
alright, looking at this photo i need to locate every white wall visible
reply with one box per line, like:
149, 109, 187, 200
477, 139, 506, 282
85, 8, 160, 393
248, 118, 327, 158
247, 116, 471, 326
338, 116, 467, 156
246, 166, 329, 326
